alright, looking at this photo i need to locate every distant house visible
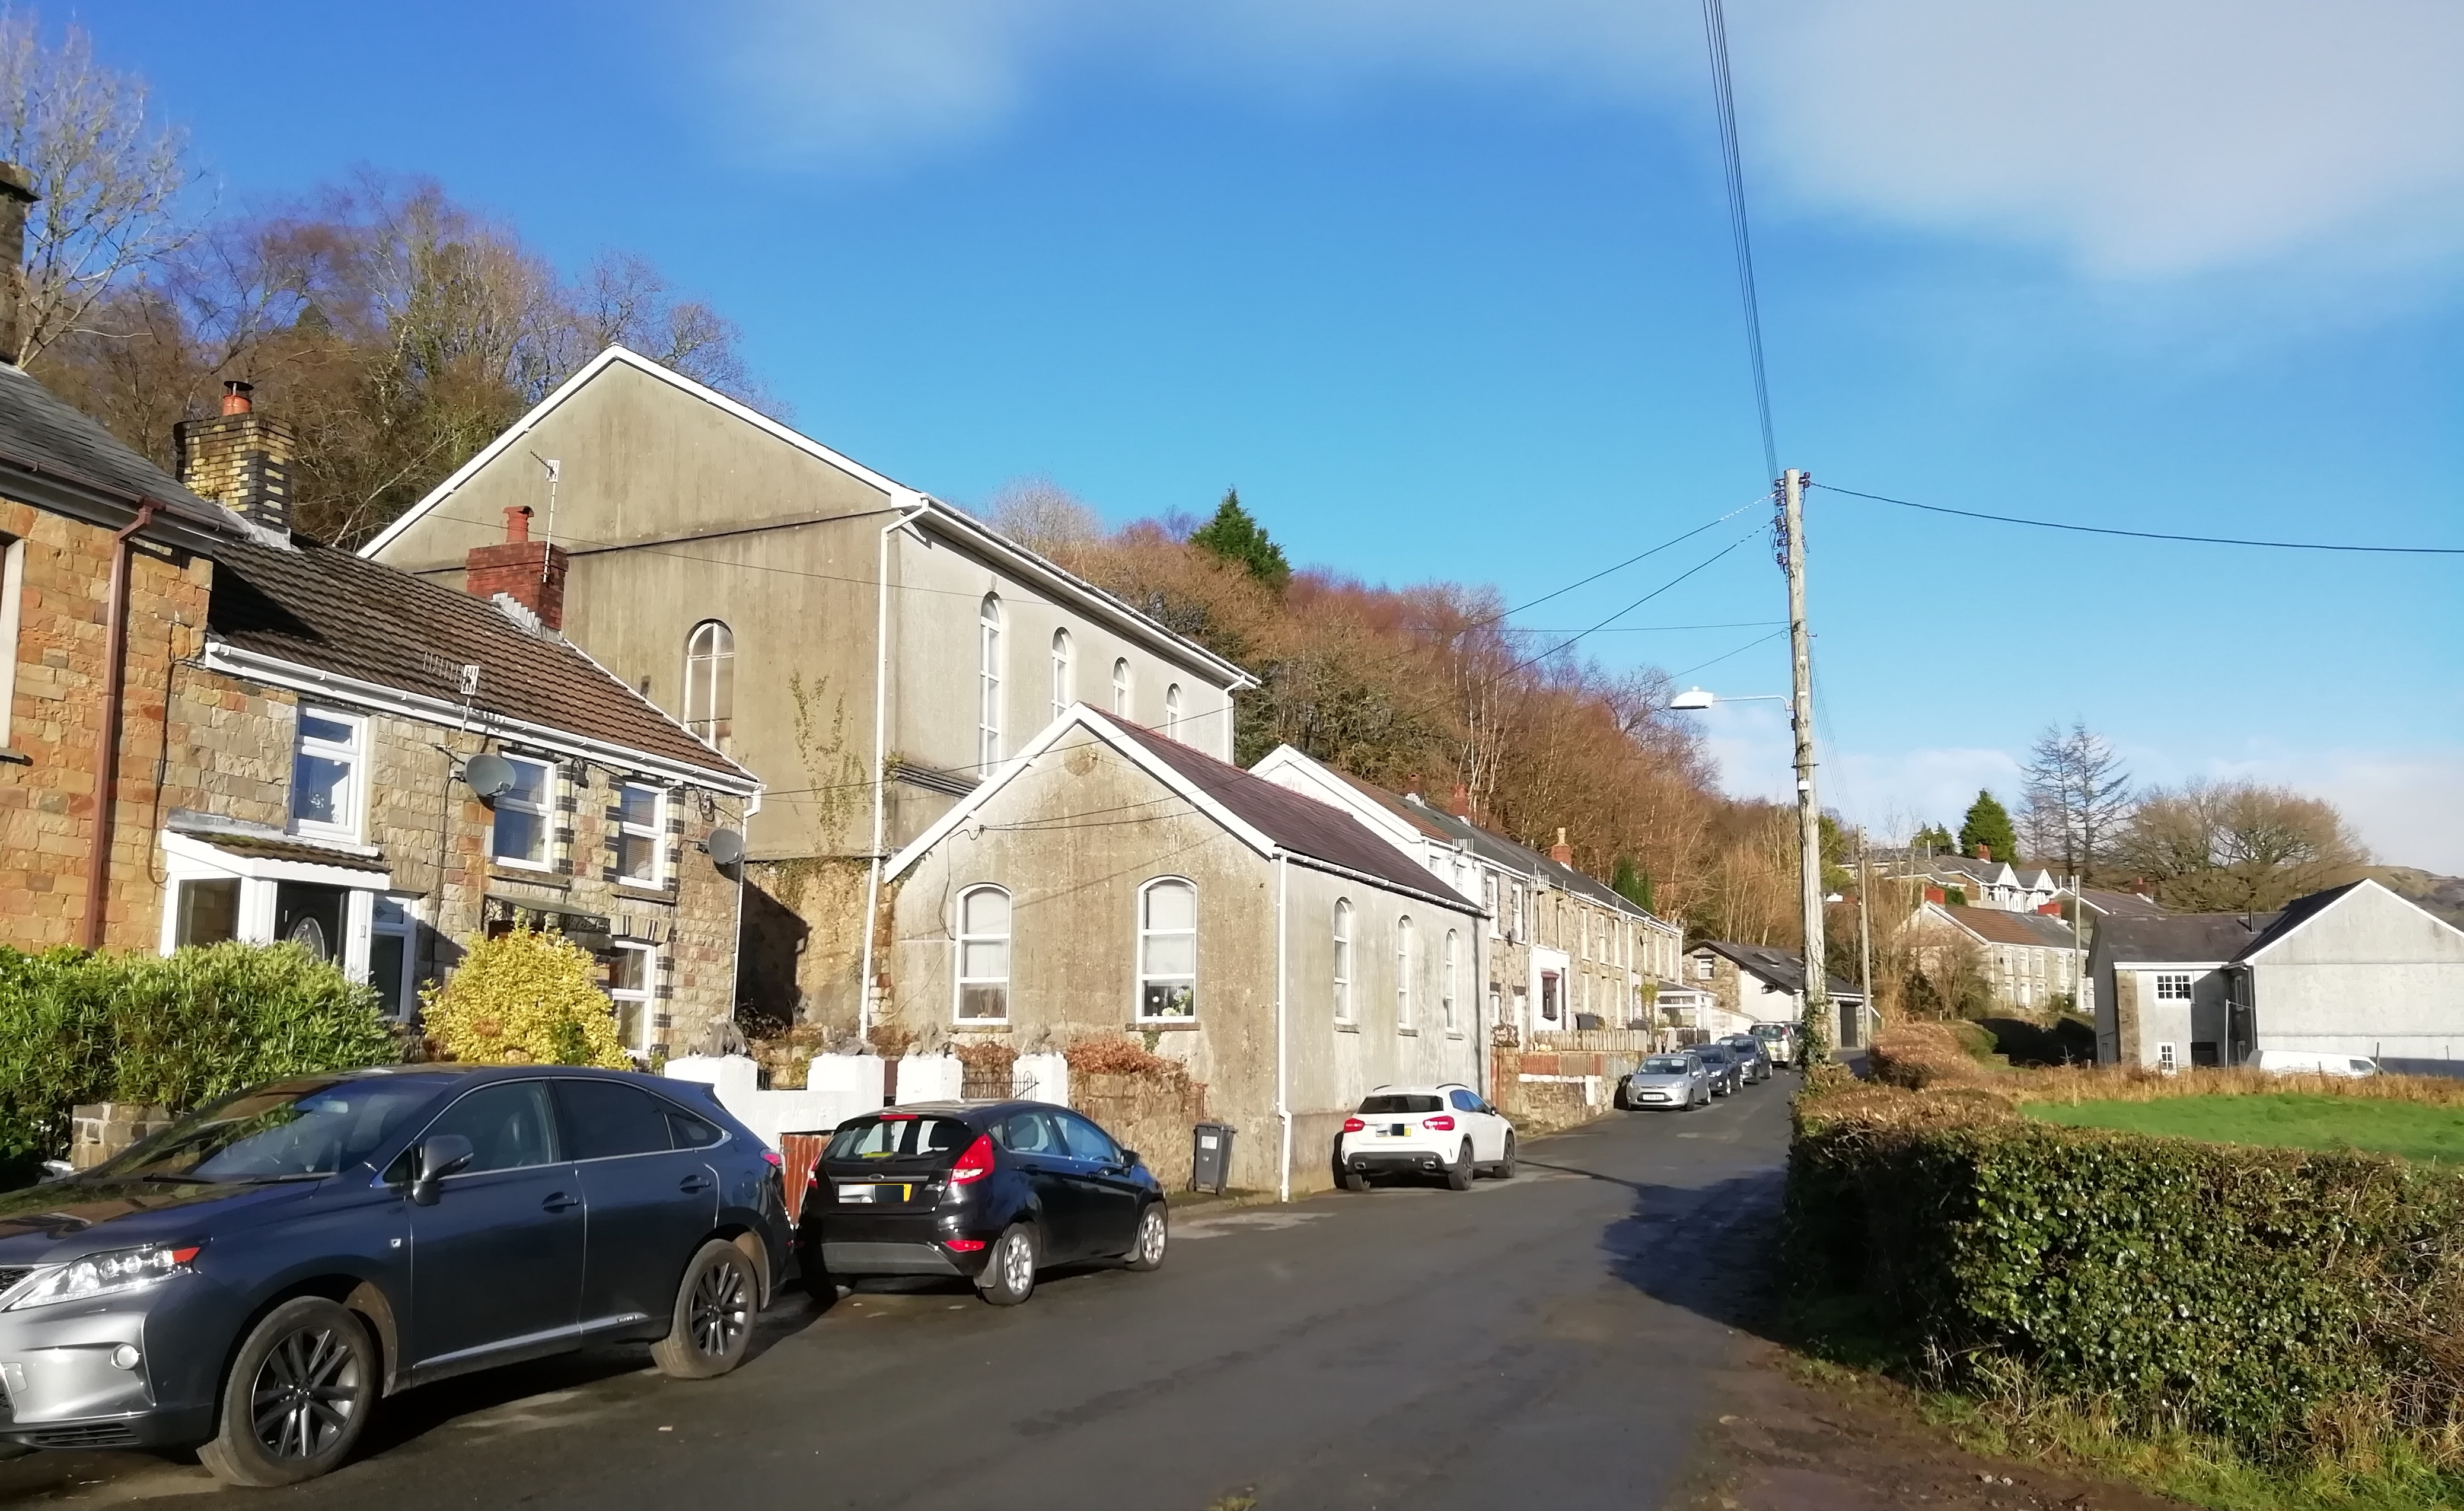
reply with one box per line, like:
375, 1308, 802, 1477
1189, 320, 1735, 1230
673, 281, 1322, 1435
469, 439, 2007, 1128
1684, 941, 1867, 1045
2071, 887, 2170, 923
1888, 849, 2061, 913
2090, 879, 2464, 1073
1907, 901, 2081, 1013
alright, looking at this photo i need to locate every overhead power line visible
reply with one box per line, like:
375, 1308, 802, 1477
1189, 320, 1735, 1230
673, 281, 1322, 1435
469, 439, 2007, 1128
1699, 0, 1778, 482
1816, 482, 2464, 556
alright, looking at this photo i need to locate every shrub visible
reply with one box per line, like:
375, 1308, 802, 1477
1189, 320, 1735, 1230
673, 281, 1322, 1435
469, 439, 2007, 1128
1789, 1076, 2464, 1469
420, 926, 629, 1069
0, 942, 397, 1182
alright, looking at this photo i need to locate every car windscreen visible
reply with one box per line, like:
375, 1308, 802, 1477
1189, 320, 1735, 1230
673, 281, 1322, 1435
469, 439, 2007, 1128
826, 1115, 971, 1163
1751, 1025, 1784, 1038
93, 1078, 441, 1183
1358, 1094, 1443, 1114
1640, 1057, 1694, 1075
1695, 1047, 1731, 1064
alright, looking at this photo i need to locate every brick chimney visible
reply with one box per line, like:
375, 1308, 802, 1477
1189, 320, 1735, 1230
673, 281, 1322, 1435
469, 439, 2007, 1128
1974, 842, 1992, 862
1551, 826, 1573, 867
176, 381, 297, 536
465, 506, 568, 632
1449, 783, 1472, 820
0, 162, 33, 364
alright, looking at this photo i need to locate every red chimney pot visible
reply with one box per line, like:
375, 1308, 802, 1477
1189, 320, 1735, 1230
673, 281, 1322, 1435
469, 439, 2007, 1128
1975, 843, 1991, 862
219, 380, 253, 416
503, 505, 533, 544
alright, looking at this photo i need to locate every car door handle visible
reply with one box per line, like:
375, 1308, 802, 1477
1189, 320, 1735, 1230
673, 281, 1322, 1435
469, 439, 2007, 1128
542, 1192, 581, 1213
678, 1175, 714, 1195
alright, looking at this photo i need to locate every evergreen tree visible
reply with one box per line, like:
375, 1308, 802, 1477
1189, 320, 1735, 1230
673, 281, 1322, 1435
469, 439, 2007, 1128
1612, 855, 1654, 914
1957, 790, 2020, 865
1188, 488, 1291, 593
1912, 822, 1956, 855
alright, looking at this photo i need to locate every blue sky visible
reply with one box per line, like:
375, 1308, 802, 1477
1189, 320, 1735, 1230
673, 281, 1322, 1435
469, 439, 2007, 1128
92, 0, 2464, 868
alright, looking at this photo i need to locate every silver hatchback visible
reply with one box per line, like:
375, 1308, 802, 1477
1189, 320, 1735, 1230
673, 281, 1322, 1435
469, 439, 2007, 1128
1619, 1053, 1711, 1111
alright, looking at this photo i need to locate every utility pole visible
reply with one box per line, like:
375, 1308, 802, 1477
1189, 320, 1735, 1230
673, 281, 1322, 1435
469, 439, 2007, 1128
1781, 467, 1831, 1064
1858, 846, 1875, 1051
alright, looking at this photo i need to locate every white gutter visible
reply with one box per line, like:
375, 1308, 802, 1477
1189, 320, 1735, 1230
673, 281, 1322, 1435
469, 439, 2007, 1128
1276, 850, 1292, 1204
858, 497, 932, 1042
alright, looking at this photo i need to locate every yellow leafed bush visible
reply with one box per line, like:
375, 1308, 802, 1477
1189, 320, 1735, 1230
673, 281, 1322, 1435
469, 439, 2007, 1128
421, 926, 630, 1069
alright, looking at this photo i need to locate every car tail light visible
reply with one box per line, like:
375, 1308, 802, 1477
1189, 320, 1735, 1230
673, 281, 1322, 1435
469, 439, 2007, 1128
761, 1150, 783, 1169
948, 1133, 997, 1185
1424, 1115, 1456, 1131
1341, 1117, 1366, 1133
945, 1238, 987, 1252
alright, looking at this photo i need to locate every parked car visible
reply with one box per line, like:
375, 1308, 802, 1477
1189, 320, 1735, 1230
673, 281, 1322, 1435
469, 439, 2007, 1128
1335, 1084, 1517, 1191
2252, 1050, 2380, 1078
1750, 1021, 1800, 1068
795, 1101, 1167, 1308
1693, 1044, 1744, 1096
1719, 1034, 1774, 1084
1619, 1053, 1712, 1111
0, 1066, 787, 1487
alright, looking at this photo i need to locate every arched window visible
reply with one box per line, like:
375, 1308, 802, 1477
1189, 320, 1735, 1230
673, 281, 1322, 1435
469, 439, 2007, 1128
1049, 629, 1073, 722
1110, 658, 1131, 716
1395, 915, 1415, 1028
978, 594, 1003, 770
1332, 899, 1354, 1023
1136, 878, 1197, 1019
1164, 683, 1183, 735
683, 620, 734, 749
1443, 929, 1459, 1031
957, 885, 1012, 1022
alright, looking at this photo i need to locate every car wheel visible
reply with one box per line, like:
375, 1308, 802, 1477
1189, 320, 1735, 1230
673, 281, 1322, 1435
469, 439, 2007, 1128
1494, 1133, 1518, 1181
978, 1224, 1038, 1305
197, 1297, 373, 1488
1445, 1140, 1474, 1191
1124, 1203, 1169, 1271
652, 1239, 758, 1379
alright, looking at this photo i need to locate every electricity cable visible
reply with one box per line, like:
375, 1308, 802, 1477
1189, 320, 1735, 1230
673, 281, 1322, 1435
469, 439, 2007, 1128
1816, 482, 2464, 557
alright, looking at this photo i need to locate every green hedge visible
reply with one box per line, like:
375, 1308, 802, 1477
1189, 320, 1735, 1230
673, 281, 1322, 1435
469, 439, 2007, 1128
0, 942, 400, 1184
1789, 1092, 2464, 1463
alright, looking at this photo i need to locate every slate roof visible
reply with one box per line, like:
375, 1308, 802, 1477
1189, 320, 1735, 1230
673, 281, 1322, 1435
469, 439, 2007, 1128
2234, 881, 2370, 958
1394, 795, 1662, 921
2095, 911, 2276, 966
0, 362, 247, 536
1695, 940, 1865, 1001
205, 531, 753, 786
2076, 887, 2170, 919
1939, 904, 2077, 950
1102, 719, 1480, 912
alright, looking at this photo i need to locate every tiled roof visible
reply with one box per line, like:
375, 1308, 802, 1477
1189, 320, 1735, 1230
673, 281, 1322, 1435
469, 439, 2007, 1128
1939, 904, 2076, 950
0, 363, 248, 536
1696, 939, 1864, 1000
1105, 721, 1478, 911
205, 532, 753, 786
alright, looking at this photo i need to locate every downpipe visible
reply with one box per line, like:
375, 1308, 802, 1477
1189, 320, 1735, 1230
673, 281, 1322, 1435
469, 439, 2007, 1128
856, 498, 930, 1044
79, 502, 157, 948
1276, 851, 1292, 1204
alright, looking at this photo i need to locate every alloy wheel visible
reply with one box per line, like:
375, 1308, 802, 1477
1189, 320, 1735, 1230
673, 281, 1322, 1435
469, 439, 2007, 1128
1002, 1230, 1034, 1293
1137, 1207, 1166, 1264
248, 1322, 362, 1462
689, 1257, 751, 1359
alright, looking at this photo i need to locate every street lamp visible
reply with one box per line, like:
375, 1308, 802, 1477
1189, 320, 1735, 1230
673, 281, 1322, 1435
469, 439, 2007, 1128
1666, 688, 1789, 715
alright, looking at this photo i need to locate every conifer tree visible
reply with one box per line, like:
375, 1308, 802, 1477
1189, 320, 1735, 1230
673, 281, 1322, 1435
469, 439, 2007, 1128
1188, 488, 1291, 593
1957, 790, 2020, 866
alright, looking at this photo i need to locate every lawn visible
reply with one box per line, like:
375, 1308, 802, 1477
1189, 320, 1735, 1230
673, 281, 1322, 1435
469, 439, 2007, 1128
2023, 1092, 2464, 1166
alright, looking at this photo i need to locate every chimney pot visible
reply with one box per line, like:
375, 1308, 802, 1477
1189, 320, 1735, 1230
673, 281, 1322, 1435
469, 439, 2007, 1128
1975, 843, 1991, 862
219, 380, 253, 416
503, 505, 533, 544
174, 381, 295, 538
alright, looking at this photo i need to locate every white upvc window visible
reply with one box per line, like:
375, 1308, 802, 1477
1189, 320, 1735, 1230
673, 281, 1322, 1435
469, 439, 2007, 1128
957, 885, 1012, 1023
1483, 875, 1500, 939
0, 533, 23, 750
1111, 658, 1131, 716
1333, 898, 1354, 1022
1164, 683, 1183, 735
615, 781, 665, 887
683, 619, 735, 749
1395, 915, 1415, 1029
2154, 972, 2194, 1002
1696, 955, 1714, 981
1443, 929, 1459, 1031
368, 895, 419, 1019
490, 754, 555, 871
1136, 878, 1197, 1019
1050, 629, 1073, 722
289, 706, 367, 841
607, 941, 657, 1057
978, 594, 1003, 770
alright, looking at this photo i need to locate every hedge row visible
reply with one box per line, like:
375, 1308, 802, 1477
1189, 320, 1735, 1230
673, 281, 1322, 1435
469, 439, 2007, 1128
0, 942, 400, 1182
1789, 1081, 2464, 1464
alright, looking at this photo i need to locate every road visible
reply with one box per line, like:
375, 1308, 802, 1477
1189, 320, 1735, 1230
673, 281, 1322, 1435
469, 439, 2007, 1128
0, 1082, 1794, 1511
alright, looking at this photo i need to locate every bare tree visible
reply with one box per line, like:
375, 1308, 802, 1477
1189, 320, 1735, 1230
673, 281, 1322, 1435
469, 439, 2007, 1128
0, 8, 192, 365
2019, 720, 2133, 881
986, 476, 1102, 557
2114, 778, 2369, 912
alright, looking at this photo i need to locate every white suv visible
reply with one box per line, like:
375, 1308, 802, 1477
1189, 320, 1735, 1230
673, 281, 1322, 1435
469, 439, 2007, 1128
1335, 1083, 1517, 1191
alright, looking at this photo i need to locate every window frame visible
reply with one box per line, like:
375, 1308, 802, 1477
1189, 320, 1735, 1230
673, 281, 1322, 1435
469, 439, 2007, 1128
0, 533, 23, 750
489, 753, 556, 872
1111, 658, 1131, 716
2154, 972, 2195, 1002
605, 940, 658, 1058
1049, 628, 1073, 723
1164, 683, 1183, 735
1332, 898, 1354, 1024
2156, 1041, 2178, 1072
955, 884, 1013, 1025
1134, 876, 1198, 1022
682, 619, 735, 749
613, 780, 667, 889
1395, 914, 1415, 1030
978, 594, 1004, 771
367, 894, 420, 1021
1442, 929, 1459, 1032
288, 705, 368, 842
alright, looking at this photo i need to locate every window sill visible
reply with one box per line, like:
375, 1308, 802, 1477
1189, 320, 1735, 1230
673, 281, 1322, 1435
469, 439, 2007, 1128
1131, 1020, 1201, 1032
0, 747, 27, 766
490, 866, 570, 890
1334, 1021, 1359, 1034
1396, 1027, 1420, 1037
1446, 1031, 1466, 1041
952, 1021, 1012, 1034
613, 882, 677, 904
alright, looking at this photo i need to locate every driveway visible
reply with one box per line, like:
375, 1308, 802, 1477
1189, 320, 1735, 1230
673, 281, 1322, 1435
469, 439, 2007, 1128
0, 1085, 1843, 1510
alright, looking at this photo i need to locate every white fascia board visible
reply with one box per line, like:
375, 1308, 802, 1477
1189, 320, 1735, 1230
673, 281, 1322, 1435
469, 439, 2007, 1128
202, 642, 761, 798
361, 346, 929, 559
912, 505, 1257, 693
2111, 960, 2230, 971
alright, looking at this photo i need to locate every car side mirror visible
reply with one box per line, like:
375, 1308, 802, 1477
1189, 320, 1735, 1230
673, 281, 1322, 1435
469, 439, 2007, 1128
409, 1134, 475, 1206
1121, 1150, 1142, 1169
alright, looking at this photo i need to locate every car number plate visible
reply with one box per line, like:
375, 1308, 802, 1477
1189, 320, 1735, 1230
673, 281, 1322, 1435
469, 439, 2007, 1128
1385, 1124, 1408, 1137
839, 1183, 910, 1203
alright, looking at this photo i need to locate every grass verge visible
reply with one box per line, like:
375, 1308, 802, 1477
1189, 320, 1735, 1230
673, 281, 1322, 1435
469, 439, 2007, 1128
2024, 1092, 2464, 1166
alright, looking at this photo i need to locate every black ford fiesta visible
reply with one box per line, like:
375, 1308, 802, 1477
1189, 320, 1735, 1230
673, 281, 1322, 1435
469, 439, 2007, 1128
795, 1101, 1167, 1306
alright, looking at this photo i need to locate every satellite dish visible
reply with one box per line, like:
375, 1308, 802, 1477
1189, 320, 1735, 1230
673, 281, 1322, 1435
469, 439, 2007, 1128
463, 751, 516, 799
705, 828, 745, 866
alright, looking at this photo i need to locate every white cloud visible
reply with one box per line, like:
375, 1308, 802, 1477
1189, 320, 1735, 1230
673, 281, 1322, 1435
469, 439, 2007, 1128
715, 1, 2464, 276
